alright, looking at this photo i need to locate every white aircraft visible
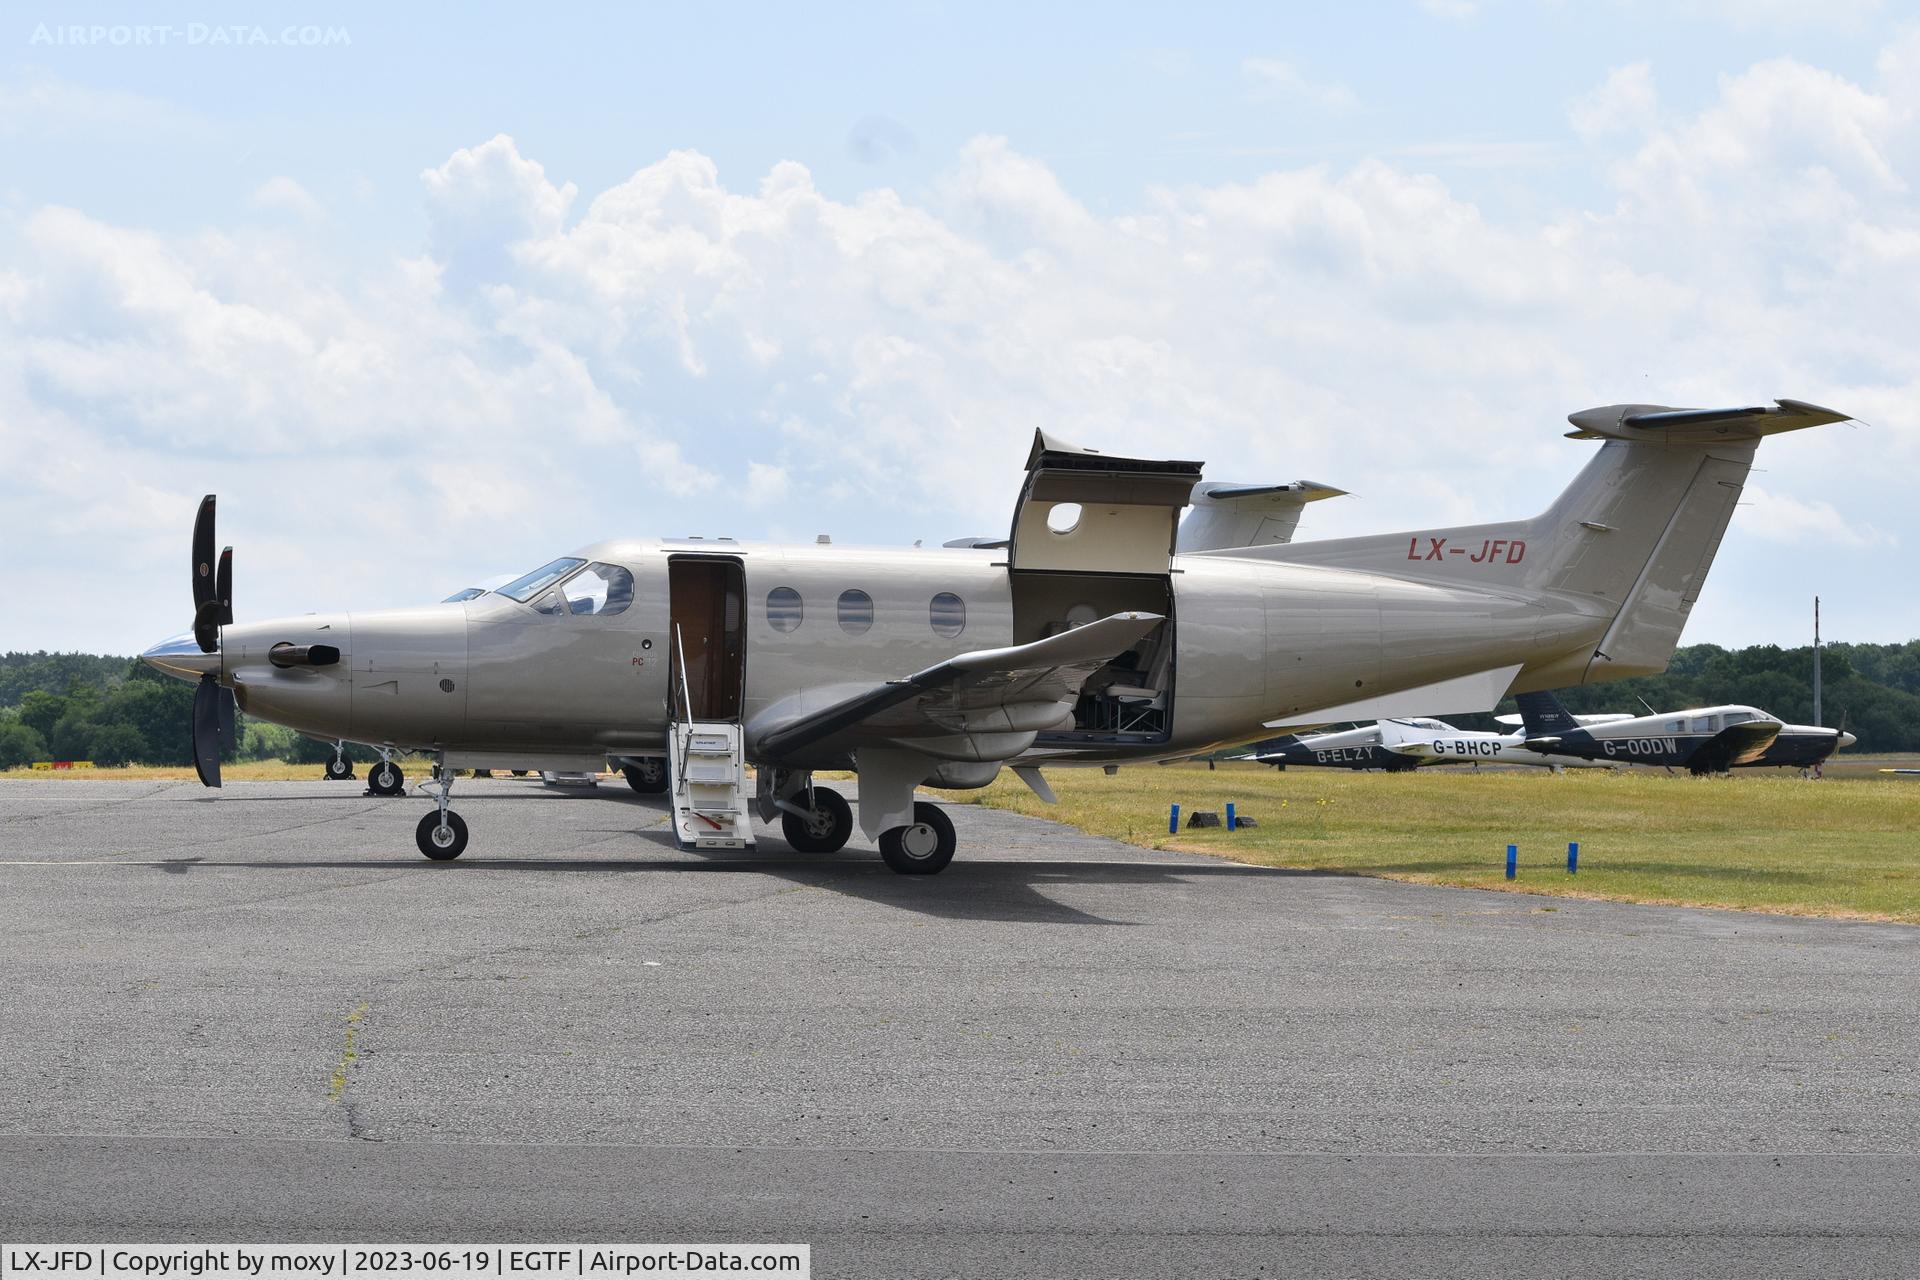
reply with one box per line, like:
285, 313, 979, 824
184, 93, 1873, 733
141, 398, 1849, 870
1250, 717, 1611, 771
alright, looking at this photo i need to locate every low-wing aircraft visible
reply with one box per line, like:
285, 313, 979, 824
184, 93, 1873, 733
1249, 717, 1611, 771
142, 398, 1847, 870
1514, 689, 1856, 773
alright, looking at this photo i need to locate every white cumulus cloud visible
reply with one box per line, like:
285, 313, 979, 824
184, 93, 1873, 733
3, 41, 1920, 652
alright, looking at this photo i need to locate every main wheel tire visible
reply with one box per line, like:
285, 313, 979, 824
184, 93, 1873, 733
415, 810, 468, 860
324, 757, 354, 781
782, 786, 853, 854
368, 760, 405, 796
878, 802, 956, 875
622, 759, 669, 795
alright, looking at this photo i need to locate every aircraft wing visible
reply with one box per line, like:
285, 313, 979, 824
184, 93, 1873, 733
1688, 719, 1781, 769
751, 611, 1164, 763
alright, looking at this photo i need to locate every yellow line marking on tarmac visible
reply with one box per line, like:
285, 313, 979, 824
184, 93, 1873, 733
327, 1001, 369, 1104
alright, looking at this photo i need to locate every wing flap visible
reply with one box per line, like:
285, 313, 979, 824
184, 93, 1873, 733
753, 611, 1164, 762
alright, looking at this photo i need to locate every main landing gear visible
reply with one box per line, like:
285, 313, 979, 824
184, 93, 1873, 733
415, 766, 468, 860
781, 785, 853, 854
622, 757, 668, 795
878, 802, 956, 875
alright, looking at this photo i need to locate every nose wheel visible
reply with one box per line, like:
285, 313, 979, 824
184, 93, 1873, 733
416, 810, 468, 859
879, 802, 956, 875
414, 763, 467, 860
367, 754, 406, 796
324, 741, 356, 781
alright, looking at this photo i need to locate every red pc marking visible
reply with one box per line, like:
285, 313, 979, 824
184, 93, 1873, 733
1426, 537, 1446, 560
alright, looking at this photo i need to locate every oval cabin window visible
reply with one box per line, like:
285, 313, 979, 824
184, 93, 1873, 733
837, 589, 874, 635
766, 587, 804, 634
929, 592, 966, 639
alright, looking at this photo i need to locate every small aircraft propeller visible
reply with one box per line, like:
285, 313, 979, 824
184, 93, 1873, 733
187, 495, 237, 788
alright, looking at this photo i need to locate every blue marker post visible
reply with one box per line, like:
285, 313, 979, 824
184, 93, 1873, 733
1169, 803, 1180, 834
1505, 843, 1518, 880
1226, 802, 1237, 831
1567, 841, 1579, 875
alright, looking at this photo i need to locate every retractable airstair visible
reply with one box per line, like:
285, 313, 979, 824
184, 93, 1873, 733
667, 721, 754, 849
667, 627, 754, 850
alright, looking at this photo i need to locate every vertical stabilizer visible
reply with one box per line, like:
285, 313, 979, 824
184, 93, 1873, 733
1514, 690, 1580, 739
1222, 399, 1849, 687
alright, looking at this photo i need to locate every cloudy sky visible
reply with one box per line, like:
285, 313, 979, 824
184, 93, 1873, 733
1, 1, 1914, 656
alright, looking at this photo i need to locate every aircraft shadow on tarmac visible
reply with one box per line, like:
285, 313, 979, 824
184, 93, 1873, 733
139, 791, 1305, 926
138, 783, 1324, 924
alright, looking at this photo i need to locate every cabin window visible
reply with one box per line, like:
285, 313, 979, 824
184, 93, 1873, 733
563, 563, 634, 617
1667, 720, 1684, 733
930, 592, 966, 638
767, 587, 804, 633
837, 589, 874, 635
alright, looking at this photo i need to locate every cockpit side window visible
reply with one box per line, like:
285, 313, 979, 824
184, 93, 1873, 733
499, 558, 586, 603
563, 563, 635, 617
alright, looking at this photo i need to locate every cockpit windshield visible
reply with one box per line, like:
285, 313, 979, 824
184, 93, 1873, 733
442, 587, 488, 603
497, 558, 586, 603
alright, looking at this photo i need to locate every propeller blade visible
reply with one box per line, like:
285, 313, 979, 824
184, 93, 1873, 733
216, 546, 233, 626
219, 687, 237, 755
192, 675, 223, 788
192, 495, 217, 611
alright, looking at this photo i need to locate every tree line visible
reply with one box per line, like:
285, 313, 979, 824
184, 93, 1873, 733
3, 638, 1918, 770
0, 652, 364, 769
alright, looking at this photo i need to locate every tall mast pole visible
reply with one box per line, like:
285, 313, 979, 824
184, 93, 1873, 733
1812, 595, 1823, 727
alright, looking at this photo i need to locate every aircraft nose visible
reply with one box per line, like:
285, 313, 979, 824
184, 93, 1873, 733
1840, 731, 1858, 749
140, 632, 222, 683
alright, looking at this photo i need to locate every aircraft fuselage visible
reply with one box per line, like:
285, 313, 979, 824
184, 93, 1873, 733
206, 537, 1608, 771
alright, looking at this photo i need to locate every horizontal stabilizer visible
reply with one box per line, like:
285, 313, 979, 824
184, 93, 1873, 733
1566, 399, 1849, 442
1266, 664, 1522, 731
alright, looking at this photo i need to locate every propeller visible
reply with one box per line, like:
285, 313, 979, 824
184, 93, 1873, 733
187, 495, 238, 788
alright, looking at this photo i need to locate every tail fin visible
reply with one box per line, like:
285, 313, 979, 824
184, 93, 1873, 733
1232, 399, 1849, 686
1514, 690, 1579, 738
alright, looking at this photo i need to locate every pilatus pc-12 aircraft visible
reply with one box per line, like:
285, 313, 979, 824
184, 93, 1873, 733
1514, 690, 1857, 773
142, 398, 1846, 871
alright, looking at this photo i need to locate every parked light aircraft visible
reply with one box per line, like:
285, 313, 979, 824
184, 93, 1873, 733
141, 398, 1847, 870
1515, 690, 1856, 773
1249, 717, 1611, 771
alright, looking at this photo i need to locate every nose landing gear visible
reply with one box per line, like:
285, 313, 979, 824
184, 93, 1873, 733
415, 765, 467, 860
324, 741, 356, 781
366, 749, 406, 797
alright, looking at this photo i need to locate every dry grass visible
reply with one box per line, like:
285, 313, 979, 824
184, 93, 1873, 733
939, 761, 1920, 924
0, 756, 498, 783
